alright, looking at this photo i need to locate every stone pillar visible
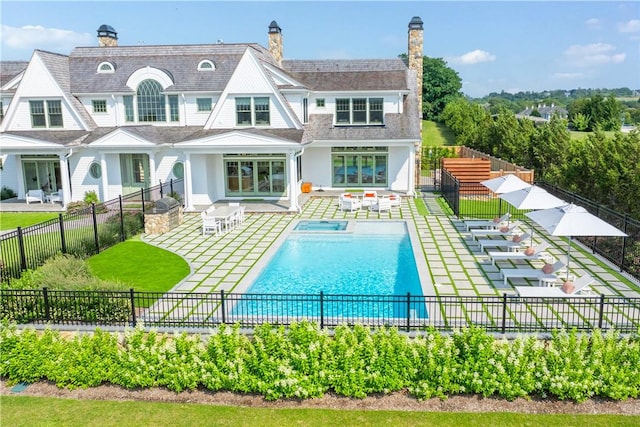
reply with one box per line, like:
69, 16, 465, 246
408, 16, 424, 192
268, 21, 283, 66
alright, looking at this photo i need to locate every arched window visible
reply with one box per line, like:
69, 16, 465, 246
197, 60, 215, 71
97, 62, 115, 73
137, 79, 165, 122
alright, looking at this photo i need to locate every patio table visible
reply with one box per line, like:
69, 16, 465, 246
208, 206, 241, 231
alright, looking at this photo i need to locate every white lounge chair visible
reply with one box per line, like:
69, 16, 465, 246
488, 241, 551, 266
501, 258, 567, 286
47, 189, 63, 204
26, 189, 44, 204
463, 212, 511, 231
388, 193, 402, 207
339, 194, 362, 212
361, 190, 378, 208
370, 197, 391, 212
470, 221, 521, 240
515, 274, 596, 297
477, 233, 531, 252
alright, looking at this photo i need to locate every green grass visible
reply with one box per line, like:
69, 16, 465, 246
0, 212, 61, 231
87, 237, 190, 292
414, 198, 429, 216
423, 120, 456, 147
2, 396, 638, 427
569, 130, 617, 140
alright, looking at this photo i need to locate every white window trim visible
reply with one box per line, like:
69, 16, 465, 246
197, 60, 216, 71
97, 62, 115, 73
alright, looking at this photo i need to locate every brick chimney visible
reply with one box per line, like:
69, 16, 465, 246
97, 24, 118, 47
408, 16, 424, 118
268, 21, 283, 66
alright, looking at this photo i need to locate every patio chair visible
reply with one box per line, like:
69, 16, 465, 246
488, 241, 551, 266
515, 274, 596, 297
388, 193, 401, 207
361, 191, 378, 208
476, 233, 531, 252
229, 202, 245, 226
47, 189, 63, 204
500, 258, 567, 286
201, 211, 222, 236
463, 212, 511, 231
370, 197, 391, 212
470, 221, 521, 241
340, 195, 362, 212
26, 189, 44, 204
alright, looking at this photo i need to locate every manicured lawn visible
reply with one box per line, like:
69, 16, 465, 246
2, 396, 638, 427
87, 237, 190, 292
423, 120, 456, 147
0, 212, 60, 231
570, 130, 617, 140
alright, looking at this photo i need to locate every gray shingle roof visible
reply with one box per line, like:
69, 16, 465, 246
282, 59, 409, 91
0, 61, 28, 88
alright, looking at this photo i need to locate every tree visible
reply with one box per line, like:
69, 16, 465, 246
422, 57, 462, 121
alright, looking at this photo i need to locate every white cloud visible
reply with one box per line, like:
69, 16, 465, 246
0, 25, 92, 52
618, 19, 640, 33
563, 43, 626, 66
585, 18, 601, 30
448, 49, 496, 65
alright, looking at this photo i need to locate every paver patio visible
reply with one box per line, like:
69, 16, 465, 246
142, 193, 640, 329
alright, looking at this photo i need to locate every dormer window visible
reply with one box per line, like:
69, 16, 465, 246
197, 60, 215, 71
97, 62, 115, 73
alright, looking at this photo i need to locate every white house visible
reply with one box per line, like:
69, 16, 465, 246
0, 19, 423, 211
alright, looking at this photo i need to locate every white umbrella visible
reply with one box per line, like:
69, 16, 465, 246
499, 185, 566, 245
481, 175, 532, 221
481, 175, 531, 194
526, 203, 627, 279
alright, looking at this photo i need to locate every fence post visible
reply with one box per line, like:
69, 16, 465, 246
220, 290, 226, 324
58, 214, 67, 254
159, 179, 164, 198
129, 288, 137, 327
91, 203, 99, 253
17, 227, 27, 271
319, 291, 324, 329
406, 292, 411, 332
598, 294, 606, 330
140, 188, 145, 229
119, 195, 125, 242
170, 179, 174, 196
501, 293, 508, 334
43, 287, 50, 322
620, 215, 628, 272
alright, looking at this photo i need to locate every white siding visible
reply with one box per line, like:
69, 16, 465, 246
6, 98, 85, 131
0, 155, 20, 195
78, 96, 117, 127
68, 152, 103, 201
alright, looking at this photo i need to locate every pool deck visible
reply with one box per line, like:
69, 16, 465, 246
143, 192, 639, 302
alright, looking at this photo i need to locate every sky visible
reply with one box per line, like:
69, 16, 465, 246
1, 0, 639, 98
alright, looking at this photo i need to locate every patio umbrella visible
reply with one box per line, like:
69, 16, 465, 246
499, 185, 566, 245
481, 175, 532, 221
526, 203, 627, 280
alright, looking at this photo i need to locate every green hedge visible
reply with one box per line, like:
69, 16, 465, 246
1, 323, 639, 402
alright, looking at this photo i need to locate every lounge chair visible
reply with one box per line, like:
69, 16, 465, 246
515, 274, 596, 297
370, 197, 391, 212
388, 193, 401, 207
488, 241, 551, 266
361, 191, 378, 208
26, 189, 44, 204
47, 189, 63, 204
477, 233, 531, 252
463, 212, 511, 231
339, 194, 362, 212
470, 221, 521, 241
500, 258, 567, 286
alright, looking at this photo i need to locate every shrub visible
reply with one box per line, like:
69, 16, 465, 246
1, 186, 17, 200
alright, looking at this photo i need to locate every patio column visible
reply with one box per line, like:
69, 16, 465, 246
58, 153, 71, 207
184, 153, 194, 211
100, 153, 109, 201
148, 153, 156, 190
407, 143, 416, 196
287, 150, 299, 212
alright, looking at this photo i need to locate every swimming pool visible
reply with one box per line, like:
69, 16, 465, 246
294, 220, 348, 231
232, 221, 428, 319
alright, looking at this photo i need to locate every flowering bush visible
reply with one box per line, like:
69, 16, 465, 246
1, 322, 638, 402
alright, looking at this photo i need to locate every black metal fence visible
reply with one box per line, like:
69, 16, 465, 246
440, 169, 639, 281
2, 288, 639, 334
0, 179, 184, 283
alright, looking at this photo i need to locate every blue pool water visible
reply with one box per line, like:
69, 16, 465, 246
294, 220, 348, 231
232, 222, 427, 319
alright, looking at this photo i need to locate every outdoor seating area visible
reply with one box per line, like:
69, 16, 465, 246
200, 203, 244, 236
25, 189, 44, 204
337, 191, 401, 213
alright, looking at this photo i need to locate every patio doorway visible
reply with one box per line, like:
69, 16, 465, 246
22, 156, 60, 192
